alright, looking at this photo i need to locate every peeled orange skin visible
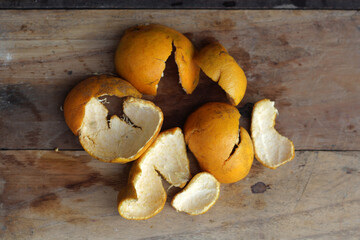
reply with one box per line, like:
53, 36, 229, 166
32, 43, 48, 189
117, 158, 166, 220
251, 99, 295, 169
171, 172, 220, 216
118, 128, 191, 220
63, 75, 163, 163
194, 42, 247, 106
64, 75, 142, 135
115, 24, 200, 95
184, 102, 254, 183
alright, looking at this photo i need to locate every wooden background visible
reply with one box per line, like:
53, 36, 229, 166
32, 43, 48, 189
0, 0, 359, 9
0, 10, 359, 239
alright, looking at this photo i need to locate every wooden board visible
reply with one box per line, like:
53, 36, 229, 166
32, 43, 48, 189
0, 10, 359, 151
1, 150, 359, 239
0, 0, 359, 10
1, 10, 360, 239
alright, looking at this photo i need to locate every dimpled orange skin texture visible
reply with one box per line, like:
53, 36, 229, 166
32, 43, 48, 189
194, 42, 247, 106
184, 102, 254, 183
63, 75, 142, 135
115, 24, 200, 95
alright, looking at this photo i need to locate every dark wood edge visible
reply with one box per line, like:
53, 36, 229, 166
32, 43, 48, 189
0, 0, 359, 10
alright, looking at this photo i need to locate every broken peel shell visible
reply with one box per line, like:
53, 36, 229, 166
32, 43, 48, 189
115, 24, 200, 95
184, 102, 254, 183
118, 127, 191, 220
64, 75, 163, 163
194, 42, 247, 106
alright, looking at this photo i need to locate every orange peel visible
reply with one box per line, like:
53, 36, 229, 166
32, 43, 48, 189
115, 24, 200, 95
63, 75, 163, 163
184, 102, 254, 183
118, 127, 191, 220
172, 172, 220, 215
194, 42, 247, 106
251, 99, 295, 169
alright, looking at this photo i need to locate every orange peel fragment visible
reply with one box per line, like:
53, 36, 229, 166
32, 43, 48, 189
184, 102, 254, 183
172, 172, 220, 215
194, 42, 247, 106
115, 24, 200, 95
251, 99, 295, 169
118, 128, 191, 220
64, 75, 163, 163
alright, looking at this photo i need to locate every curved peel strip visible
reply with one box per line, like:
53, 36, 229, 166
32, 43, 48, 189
64, 75, 163, 163
184, 102, 254, 183
172, 172, 220, 215
194, 42, 247, 106
118, 128, 191, 220
115, 24, 199, 95
251, 99, 295, 169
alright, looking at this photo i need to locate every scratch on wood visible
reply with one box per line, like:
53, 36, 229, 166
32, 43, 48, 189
293, 152, 318, 211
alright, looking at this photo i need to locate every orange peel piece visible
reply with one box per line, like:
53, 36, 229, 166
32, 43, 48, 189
184, 102, 254, 183
118, 128, 191, 220
172, 172, 220, 215
251, 99, 295, 169
64, 75, 163, 163
194, 42, 247, 106
115, 24, 200, 95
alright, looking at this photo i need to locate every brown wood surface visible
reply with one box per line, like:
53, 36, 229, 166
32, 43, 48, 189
1, 10, 360, 239
1, 150, 359, 239
0, 10, 359, 150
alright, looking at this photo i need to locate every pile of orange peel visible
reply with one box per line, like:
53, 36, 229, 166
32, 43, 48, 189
64, 24, 295, 220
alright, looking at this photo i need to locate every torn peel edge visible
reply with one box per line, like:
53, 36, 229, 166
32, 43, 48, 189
220, 127, 254, 183
154, 167, 190, 189
117, 163, 167, 220
63, 75, 143, 136
79, 97, 163, 164
186, 126, 254, 184
217, 67, 246, 106
81, 96, 144, 132
97, 95, 143, 130
198, 66, 239, 106
150, 39, 199, 95
118, 127, 190, 220
223, 126, 241, 165
194, 42, 246, 106
173, 41, 200, 95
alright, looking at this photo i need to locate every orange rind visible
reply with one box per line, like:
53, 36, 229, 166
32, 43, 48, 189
64, 75, 163, 163
115, 24, 200, 95
118, 128, 191, 220
251, 99, 295, 169
172, 172, 220, 215
184, 102, 254, 183
194, 42, 247, 106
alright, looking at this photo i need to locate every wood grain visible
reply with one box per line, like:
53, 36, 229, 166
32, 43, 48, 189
0, 10, 359, 150
0, 150, 359, 239
0, 0, 359, 10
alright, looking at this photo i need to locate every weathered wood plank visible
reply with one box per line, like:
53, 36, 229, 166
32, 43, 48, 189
0, 10, 359, 150
1, 150, 359, 239
0, 0, 359, 10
